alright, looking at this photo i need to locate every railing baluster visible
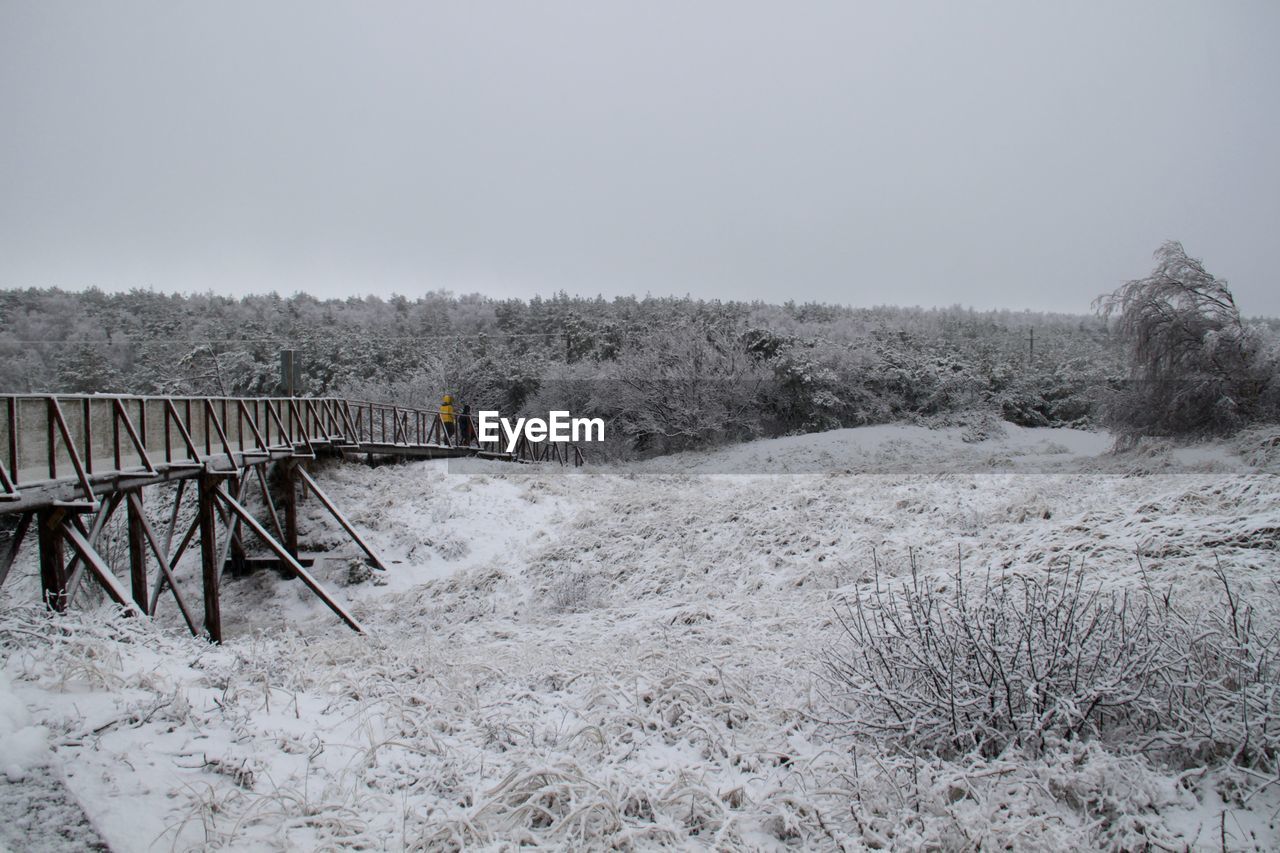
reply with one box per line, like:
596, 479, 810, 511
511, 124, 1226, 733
46, 398, 57, 481
183, 399, 192, 454
82, 397, 94, 475
6, 398, 18, 488
112, 397, 122, 471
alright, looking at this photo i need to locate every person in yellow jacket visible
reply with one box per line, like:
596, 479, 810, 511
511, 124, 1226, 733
440, 393, 455, 443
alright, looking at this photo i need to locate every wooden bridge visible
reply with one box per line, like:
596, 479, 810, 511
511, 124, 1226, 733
0, 394, 583, 642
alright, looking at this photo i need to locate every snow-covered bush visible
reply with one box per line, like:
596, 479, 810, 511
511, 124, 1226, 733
604, 321, 766, 453
545, 570, 606, 613
1234, 425, 1280, 472
821, 558, 1280, 772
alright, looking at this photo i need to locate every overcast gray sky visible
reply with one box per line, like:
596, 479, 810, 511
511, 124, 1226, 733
1, 1, 1277, 314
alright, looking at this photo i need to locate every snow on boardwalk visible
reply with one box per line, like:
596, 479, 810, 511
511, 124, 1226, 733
1, 424, 1278, 850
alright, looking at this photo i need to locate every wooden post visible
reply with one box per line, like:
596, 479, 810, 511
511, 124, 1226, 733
198, 473, 222, 643
127, 490, 198, 636
37, 508, 68, 611
254, 465, 287, 545
126, 489, 148, 613
226, 474, 248, 576
280, 460, 299, 559
0, 512, 33, 591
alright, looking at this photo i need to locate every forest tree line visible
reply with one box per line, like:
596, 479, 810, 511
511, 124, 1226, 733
2, 245, 1276, 454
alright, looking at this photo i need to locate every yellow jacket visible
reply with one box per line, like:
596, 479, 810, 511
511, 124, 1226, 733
440, 396, 454, 424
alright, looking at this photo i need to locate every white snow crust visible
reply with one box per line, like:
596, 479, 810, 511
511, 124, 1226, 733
1, 424, 1278, 850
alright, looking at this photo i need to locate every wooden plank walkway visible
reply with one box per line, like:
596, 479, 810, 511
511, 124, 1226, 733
0, 393, 583, 642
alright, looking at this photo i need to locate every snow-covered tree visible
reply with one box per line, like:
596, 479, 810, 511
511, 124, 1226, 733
1094, 241, 1275, 438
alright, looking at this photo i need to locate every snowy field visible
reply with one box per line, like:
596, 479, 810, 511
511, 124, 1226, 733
2, 422, 1279, 851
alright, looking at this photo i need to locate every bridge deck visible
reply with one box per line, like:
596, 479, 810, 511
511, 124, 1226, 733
0, 393, 583, 642
0, 394, 581, 514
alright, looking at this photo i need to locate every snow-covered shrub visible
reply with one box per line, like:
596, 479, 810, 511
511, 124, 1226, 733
1234, 425, 1280, 472
974, 350, 1103, 431
434, 531, 471, 561
755, 339, 888, 433
545, 571, 605, 613
343, 557, 384, 586
836, 741, 1194, 851
604, 321, 766, 453
821, 558, 1280, 772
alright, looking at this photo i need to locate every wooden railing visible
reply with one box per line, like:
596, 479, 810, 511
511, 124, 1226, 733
0, 394, 584, 506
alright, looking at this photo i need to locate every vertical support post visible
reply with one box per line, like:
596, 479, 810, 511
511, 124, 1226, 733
112, 397, 122, 471
280, 460, 299, 559
126, 489, 148, 613
6, 397, 18, 488
0, 512, 33, 591
37, 508, 68, 611
226, 474, 248, 575
46, 398, 57, 481
83, 397, 93, 475
198, 473, 222, 643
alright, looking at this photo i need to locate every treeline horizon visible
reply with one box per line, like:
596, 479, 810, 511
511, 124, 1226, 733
6, 281, 1279, 320
0, 282, 1153, 321
1, 280, 1274, 453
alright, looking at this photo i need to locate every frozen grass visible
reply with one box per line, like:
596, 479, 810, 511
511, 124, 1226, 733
0, 424, 1278, 849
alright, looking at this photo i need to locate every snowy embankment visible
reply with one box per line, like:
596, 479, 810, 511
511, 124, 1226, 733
1, 423, 1279, 850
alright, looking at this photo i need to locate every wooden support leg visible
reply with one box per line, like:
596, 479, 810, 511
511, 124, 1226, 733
198, 473, 222, 643
281, 460, 299, 559
254, 464, 287, 545
150, 512, 198, 616
63, 493, 123, 604
0, 513, 33, 591
212, 474, 250, 577
37, 508, 68, 611
226, 475, 249, 576
162, 479, 186, 557
126, 490, 198, 637
126, 489, 149, 613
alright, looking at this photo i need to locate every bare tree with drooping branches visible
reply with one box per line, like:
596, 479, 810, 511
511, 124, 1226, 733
1094, 241, 1275, 439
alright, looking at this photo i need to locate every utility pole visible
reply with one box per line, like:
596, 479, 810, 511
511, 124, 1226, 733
1028, 328, 1034, 366
280, 350, 301, 396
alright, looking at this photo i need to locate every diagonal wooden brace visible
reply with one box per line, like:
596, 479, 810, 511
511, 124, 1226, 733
293, 466, 388, 571
213, 485, 364, 634
59, 518, 143, 616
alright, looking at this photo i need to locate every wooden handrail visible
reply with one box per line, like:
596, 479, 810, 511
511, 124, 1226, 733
0, 393, 583, 497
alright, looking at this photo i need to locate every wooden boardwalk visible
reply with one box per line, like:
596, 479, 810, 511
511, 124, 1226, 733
0, 394, 582, 642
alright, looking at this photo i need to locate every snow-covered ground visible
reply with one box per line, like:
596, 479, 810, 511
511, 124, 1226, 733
1, 423, 1279, 850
